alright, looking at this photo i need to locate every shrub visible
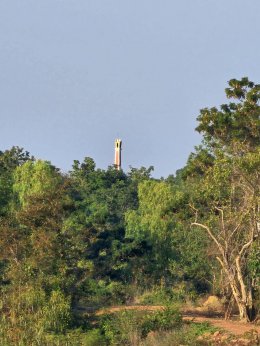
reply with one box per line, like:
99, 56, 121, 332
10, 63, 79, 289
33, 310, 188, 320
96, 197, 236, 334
0, 287, 72, 345
100, 307, 182, 345
42, 290, 72, 333
101, 310, 141, 345
81, 329, 106, 346
141, 307, 182, 337
142, 322, 219, 346
137, 285, 198, 306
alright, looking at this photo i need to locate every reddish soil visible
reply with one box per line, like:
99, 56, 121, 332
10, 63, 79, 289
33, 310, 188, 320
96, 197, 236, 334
95, 305, 260, 336
183, 315, 259, 336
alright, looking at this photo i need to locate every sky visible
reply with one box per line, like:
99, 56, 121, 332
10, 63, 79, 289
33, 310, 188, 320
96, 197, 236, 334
0, 1, 260, 177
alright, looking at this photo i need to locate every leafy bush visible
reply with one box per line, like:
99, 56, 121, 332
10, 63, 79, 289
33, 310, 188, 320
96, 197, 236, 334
100, 307, 182, 345
137, 285, 198, 306
189, 321, 218, 336
141, 307, 182, 337
81, 329, 106, 346
138, 287, 173, 305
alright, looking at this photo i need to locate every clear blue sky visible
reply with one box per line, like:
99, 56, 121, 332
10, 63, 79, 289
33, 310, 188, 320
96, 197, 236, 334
0, 1, 259, 177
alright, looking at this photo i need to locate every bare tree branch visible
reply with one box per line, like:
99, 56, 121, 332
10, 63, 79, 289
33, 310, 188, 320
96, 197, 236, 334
191, 222, 225, 257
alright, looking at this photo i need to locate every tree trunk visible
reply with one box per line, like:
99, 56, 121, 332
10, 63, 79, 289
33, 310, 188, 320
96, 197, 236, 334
227, 272, 257, 322
221, 261, 253, 322
191, 221, 257, 322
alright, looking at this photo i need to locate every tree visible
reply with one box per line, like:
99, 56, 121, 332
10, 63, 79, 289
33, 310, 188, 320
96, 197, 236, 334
126, 178, 211, 291
0, 160, 68, 281
0, 158, 77, 342
196, 77, 260, 153
0, 147, 31, 216
13, 160, 62, 207
191, 78, 260, 321
64, 159, 145, 304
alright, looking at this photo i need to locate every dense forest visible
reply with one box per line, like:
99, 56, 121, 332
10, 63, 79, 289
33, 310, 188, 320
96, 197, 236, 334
0, 78, 259, 345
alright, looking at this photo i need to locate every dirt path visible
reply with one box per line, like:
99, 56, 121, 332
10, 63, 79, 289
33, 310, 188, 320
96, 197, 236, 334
95, 305, 165, 315
95, 305, 260, 336
182, 315, 259, 336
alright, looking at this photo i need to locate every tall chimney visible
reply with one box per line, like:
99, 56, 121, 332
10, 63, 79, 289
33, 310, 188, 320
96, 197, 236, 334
114, 139, 122, 170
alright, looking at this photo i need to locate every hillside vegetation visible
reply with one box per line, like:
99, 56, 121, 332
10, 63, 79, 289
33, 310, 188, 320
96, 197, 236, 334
0, 78, 259, 345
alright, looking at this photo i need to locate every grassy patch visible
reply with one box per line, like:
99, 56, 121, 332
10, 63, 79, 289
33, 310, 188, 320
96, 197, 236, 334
142, 322, 220, 346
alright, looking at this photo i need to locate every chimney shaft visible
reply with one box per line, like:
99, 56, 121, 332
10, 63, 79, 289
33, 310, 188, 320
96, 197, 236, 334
114, 139, 122, 170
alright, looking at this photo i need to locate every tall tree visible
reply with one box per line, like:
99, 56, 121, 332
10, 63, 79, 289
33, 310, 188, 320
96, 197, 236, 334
64, 159, 145, 304
192, 78, 260, 321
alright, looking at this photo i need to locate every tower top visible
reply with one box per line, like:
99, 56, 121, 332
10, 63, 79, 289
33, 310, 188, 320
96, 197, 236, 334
115, 138, 122, 148
114, 139, 122, 170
